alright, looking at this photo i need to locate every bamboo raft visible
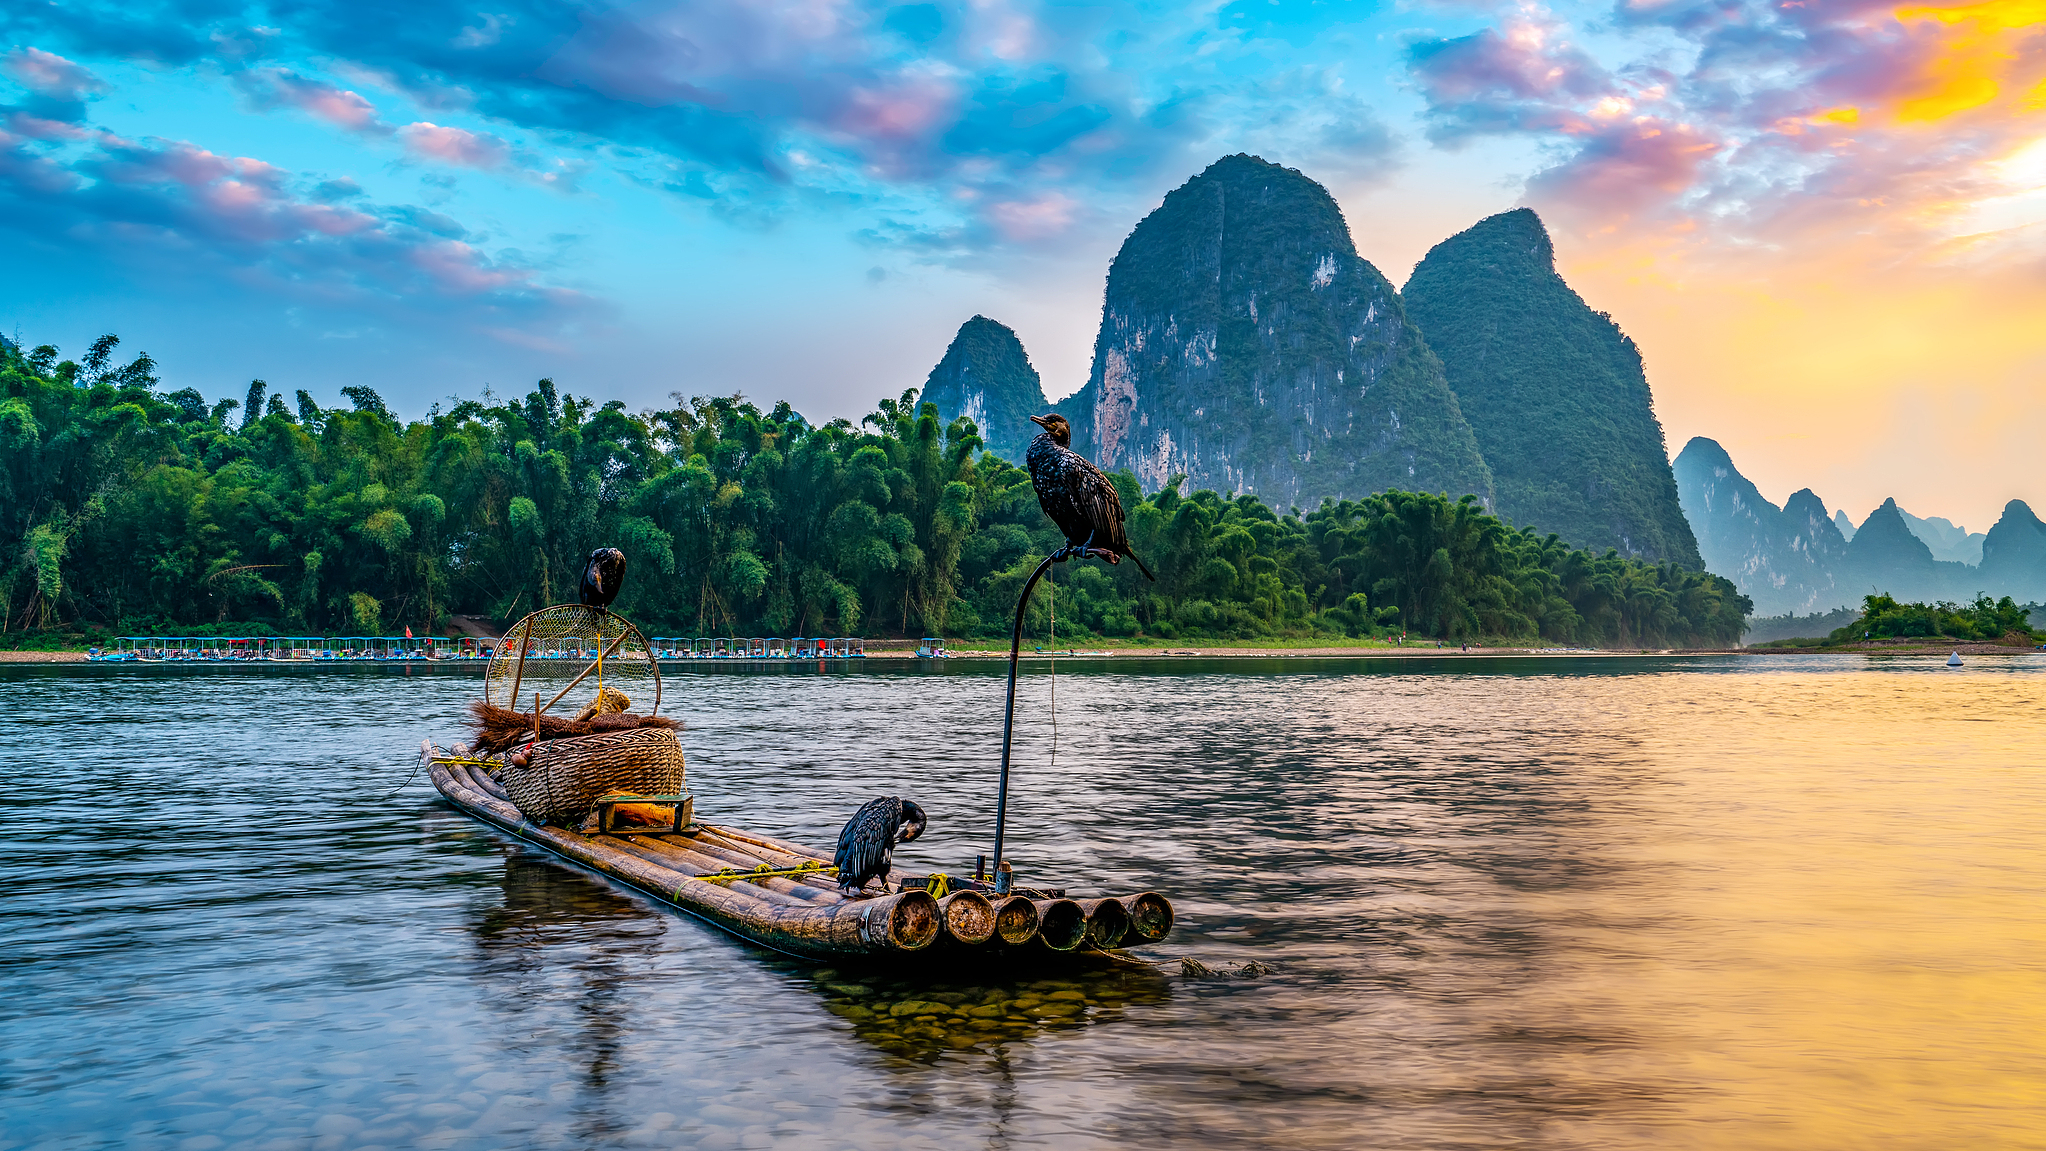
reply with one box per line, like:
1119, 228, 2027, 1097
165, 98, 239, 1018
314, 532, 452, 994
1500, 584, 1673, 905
429, 759, 1173, 963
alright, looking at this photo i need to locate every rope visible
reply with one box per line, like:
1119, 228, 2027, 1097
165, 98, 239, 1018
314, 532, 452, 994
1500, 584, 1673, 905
695, 862, 837, 884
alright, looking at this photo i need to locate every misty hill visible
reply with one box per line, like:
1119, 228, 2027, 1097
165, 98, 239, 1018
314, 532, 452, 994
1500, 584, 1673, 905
1672, 437, 1849, 615
1403, 209, 1700, 566
1897, 508, 1985, 564
1845, 498, 1980, 602
1056, 154, 1493, 508
1834, 509, 1855, 541
1980, 500, 2046, 601
917, 316, 1049, 462
1675, 437, 2044, 614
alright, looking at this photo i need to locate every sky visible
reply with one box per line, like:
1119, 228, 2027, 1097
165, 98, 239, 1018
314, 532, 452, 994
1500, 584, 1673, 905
3, 0, 2044, 532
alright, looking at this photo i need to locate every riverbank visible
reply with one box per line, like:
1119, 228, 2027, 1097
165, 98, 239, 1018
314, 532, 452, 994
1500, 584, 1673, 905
0, 650, 88, 663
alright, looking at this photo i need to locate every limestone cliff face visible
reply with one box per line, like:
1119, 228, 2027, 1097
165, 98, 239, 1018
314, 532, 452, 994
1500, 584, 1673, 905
1057, 154, 1492, 507
1403, 208, 1700, 566
917, 316, 1049, 463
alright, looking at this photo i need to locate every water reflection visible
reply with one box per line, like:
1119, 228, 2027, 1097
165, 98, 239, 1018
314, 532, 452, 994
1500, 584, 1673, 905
475, 834, 1172, 1069
5, 656, 2044, 1150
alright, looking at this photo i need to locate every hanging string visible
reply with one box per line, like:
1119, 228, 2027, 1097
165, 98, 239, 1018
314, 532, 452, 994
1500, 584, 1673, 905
1047, 560, 1058, 772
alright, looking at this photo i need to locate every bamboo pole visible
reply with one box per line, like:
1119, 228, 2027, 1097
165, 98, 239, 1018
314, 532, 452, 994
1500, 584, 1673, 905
653, 835, 849, 905
1030, 898, 1087, 951
936, 890, 996, 944
1121, 891, 1175, 942
618, 835, 842, 907
431, 763, 939, 955
992, 895, 1041, 945
1075, 897, 1130, 949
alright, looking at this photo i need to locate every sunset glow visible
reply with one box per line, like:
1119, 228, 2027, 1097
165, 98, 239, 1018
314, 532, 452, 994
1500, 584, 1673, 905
2, 0, 2043, 527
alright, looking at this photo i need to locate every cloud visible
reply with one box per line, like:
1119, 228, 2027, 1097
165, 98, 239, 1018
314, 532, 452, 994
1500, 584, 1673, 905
2, 47, 109, 102
0, 102, 592, 341
1408, 18, 1614, 142
1404, 0, 2046, 257
234, 67, 391, 134
402, 121, 512, 168
4, 0, 1404, 252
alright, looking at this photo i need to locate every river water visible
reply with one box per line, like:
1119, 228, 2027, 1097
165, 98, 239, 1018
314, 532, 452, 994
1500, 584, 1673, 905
3, 655, 2042, 1150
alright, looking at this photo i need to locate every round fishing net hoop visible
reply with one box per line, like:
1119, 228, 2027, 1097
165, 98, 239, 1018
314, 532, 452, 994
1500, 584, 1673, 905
484, 605, 662, 718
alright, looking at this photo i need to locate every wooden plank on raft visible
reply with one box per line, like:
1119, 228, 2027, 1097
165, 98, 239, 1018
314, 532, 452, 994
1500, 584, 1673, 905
427, 759, 1175, 963
430, 763, 940, 958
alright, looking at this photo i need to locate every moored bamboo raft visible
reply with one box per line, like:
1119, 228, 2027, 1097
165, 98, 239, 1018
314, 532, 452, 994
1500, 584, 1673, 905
428, 759, 1173, 963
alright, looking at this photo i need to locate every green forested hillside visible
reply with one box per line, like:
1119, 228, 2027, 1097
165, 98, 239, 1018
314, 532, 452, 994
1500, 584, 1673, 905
0, 333, 1747, 647
1059, 154, 1494, 507
1405, 209, 1701, 567
916, 316, 1050, 463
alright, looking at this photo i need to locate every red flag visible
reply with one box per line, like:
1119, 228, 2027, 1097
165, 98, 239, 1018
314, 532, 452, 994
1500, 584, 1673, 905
404, 626, 413, 639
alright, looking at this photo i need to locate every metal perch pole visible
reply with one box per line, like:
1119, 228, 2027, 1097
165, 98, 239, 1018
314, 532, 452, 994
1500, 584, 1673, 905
993, 540, 1093, 886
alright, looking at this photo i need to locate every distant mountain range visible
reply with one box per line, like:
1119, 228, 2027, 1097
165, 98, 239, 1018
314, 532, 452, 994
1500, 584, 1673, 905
902, 153, 2038, 604
914, 154, 1696, 563
1673, 436, 2046, 615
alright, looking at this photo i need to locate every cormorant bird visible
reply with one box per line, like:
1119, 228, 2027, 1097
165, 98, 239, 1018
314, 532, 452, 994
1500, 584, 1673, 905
833, 796, 927, 896
579, 548, 627, 608
1025, 414, 1155, 579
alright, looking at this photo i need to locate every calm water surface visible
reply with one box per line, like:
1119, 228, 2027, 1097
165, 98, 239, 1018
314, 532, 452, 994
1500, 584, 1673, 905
3, 655, 2042, 1150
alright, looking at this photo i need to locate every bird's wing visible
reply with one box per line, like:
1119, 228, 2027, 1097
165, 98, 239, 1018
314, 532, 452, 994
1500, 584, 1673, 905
1076, 465, 1133, 552
833, 797, 898, 884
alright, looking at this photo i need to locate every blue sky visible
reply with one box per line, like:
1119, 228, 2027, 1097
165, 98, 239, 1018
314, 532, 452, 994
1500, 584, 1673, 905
5, 0, 2046, 527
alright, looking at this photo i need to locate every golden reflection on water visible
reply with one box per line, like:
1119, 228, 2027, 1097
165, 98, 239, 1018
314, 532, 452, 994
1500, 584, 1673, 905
1518, 665, 2046, 1149
11, 658, 2039, 1150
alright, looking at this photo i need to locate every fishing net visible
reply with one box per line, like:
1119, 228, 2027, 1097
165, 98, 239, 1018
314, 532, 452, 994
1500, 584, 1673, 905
484, 604, 663, 719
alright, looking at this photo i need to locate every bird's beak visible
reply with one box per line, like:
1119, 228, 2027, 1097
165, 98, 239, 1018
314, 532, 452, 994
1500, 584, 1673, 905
1029, 415, 1052, 429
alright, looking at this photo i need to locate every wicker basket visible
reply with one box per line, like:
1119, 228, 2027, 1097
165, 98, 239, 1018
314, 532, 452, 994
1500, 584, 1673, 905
500, 725, 685, 825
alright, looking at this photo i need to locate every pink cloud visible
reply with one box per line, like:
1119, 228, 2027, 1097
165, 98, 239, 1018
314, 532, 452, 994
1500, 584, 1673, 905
837, 79, 955, 142
1414, 0, 2046, 257
1, 48, 109, 102
0, 126, 579, 325
986, 191, 1078, 241
4, 112, 90, 141
407, 238, 526, 292
235, 68, 390, 134
401, 122, 513, 169
1527, 118, 1724, 216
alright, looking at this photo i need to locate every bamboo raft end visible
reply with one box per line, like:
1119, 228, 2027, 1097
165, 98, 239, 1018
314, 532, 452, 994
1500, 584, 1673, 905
427, 757, 1172, 967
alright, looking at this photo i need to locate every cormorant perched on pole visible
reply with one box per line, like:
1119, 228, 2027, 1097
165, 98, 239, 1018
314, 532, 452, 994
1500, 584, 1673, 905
579, 548, 627, 608
1025, 414, 1155, 580
834, 796, 928, 895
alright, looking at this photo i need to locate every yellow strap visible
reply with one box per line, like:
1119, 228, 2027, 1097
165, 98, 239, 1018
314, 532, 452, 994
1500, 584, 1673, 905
697, 862, 838, 884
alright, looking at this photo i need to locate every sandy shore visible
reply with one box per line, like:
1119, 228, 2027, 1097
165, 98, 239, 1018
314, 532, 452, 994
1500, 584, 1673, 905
0, 650, 89, 663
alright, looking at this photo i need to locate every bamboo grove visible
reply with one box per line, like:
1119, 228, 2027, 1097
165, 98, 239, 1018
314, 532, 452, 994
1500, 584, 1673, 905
0, 335, 1751, 646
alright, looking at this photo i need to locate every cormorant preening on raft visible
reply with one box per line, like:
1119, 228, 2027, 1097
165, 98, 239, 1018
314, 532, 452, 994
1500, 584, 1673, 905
579, 548, 627, 608
833, 796, 927, 896
1025, 414, 1155, 579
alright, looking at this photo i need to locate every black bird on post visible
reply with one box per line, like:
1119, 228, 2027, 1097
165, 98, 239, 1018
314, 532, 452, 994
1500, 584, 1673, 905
579, 548, 627, 608
834, 796, 928, 896
1024, 414, 1155, 580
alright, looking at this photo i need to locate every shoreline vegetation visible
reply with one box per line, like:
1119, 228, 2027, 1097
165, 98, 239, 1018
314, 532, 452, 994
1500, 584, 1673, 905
7, 336, 2036, 660
3, 333, 1753, 651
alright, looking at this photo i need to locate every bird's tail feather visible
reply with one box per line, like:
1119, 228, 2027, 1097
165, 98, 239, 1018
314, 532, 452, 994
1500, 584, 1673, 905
1130, 549, 1156, 581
